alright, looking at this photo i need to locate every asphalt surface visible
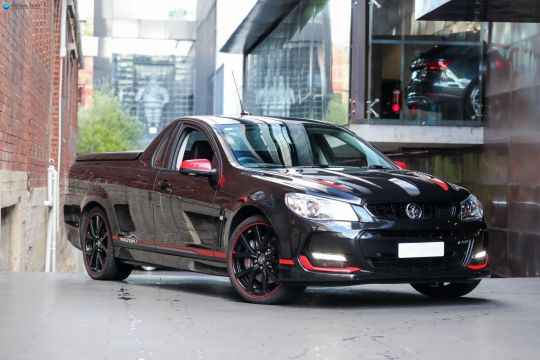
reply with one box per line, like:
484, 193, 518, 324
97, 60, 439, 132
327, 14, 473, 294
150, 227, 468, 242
1, 271, 539, 360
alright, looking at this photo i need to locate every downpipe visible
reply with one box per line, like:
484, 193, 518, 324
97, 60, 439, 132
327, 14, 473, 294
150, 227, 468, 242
44, 162, 58, 273
45, 0, 67, 273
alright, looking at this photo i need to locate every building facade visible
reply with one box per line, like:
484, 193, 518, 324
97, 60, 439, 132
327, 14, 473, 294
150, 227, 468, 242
89, 0, 197, 145
0, 0, 82, 272
221, 0, 540, 276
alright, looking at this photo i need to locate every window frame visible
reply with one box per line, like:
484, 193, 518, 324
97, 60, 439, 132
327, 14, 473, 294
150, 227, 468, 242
167, 122, 222, 174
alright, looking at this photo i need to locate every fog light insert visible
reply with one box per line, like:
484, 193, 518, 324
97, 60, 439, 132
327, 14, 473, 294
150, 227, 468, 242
467, 250, 488, 270
312, 252, 347, 262
473, 250, 487, 260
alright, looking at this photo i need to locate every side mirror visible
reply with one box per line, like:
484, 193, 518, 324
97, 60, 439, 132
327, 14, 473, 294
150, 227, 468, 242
394, 161, 407, 170
180, 159, 216, 177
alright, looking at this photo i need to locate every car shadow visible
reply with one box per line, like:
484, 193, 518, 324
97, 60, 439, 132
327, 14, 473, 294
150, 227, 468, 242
126, 273, 499, 309
290, 287, 493, 309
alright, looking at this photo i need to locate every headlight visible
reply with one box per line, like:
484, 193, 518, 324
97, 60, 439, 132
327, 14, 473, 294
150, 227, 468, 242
460, 194, 483, 221
285, 193, 358, 221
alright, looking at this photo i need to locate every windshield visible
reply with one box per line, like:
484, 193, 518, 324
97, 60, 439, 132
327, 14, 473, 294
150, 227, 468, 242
216, 123, 395, 170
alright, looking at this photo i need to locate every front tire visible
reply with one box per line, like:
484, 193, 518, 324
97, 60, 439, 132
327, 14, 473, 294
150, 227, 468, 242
411, 280, 481, 299
81, 207, 133, 281
227, 215, 305, 304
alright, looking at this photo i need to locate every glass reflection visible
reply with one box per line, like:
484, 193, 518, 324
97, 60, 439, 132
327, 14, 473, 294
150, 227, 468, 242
245, 0, 351, 125
369, 0, 484, 125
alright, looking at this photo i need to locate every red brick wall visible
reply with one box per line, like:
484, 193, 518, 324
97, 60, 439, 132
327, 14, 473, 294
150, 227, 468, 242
0, 0, 78, 188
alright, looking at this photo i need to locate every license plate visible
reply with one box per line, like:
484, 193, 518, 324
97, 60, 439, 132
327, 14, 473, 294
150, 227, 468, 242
398, 242, 444, 258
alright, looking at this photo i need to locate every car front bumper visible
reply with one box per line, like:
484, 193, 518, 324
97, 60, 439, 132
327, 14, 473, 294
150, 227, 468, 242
276, 217, 489, 286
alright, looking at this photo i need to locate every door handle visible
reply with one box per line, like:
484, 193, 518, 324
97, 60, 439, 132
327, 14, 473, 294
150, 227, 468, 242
158, 179, 172, 192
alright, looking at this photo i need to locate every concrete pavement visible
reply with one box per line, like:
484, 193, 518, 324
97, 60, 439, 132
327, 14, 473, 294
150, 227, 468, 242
1, 271, 539, 360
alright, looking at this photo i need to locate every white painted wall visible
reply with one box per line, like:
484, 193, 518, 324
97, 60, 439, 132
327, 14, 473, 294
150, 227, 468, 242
214, 0, 257, 116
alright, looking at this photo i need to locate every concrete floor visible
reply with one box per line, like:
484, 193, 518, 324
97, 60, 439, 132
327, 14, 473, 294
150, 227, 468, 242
1, 272, 539, 360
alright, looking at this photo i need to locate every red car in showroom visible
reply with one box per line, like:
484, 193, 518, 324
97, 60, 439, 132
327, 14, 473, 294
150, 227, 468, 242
64, 116, 489, 304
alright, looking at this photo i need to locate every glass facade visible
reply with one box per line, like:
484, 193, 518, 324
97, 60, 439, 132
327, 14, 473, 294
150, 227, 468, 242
244, 0, 351, 125
112, 48, 195, 143
368, 0, 484, 126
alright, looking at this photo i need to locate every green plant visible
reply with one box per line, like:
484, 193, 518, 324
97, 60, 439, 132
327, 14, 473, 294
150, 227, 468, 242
77, 88, 143, 154
325, 93, 348, 125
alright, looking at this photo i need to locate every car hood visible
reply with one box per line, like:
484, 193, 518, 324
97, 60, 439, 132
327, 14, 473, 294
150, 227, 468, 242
250, 167, 469, 204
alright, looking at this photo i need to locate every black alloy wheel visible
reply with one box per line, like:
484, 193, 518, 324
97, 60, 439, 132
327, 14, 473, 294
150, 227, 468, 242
411, 280, 481, 299
81, 207, 132, 280
227, 215, 304, 304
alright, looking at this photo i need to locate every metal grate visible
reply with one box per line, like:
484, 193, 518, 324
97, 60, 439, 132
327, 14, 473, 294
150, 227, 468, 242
365, 202, 458, 220
369, 257, 462, 273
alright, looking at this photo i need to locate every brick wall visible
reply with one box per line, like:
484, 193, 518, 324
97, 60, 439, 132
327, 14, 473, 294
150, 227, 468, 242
0, 0, 59, 188
0, 0, 81, 272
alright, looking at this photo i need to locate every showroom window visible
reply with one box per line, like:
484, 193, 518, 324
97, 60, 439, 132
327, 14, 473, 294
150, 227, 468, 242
244, 0, 351, 125
367, 0, 485, 126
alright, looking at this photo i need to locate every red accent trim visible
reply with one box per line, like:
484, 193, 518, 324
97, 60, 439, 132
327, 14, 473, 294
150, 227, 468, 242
219, 174, 226, 188
180, 159, 211, 171
312, 179, 349, 191
431, 178, 449, 191
113, 235, 225, 259
298, 255, 361, 273
238, 196, 249, 203
279, 259, 295, 266
213, 251, 226, 259
394, 161, 407, 170
466, 262, 488, 270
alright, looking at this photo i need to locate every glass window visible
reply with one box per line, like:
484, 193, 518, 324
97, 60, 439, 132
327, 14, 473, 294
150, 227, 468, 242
305, 126, 393, 168
244, 0, 351, 125
216, 123, 395, 169
174, 129, 215, 170
152, 127, 176, 168
367, 0, 484, 126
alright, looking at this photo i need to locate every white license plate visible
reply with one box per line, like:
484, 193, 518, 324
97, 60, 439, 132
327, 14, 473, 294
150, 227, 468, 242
398, 242, 444, 258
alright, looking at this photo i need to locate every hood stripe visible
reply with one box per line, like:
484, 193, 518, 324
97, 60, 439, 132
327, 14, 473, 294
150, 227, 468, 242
316, 169, 383, 189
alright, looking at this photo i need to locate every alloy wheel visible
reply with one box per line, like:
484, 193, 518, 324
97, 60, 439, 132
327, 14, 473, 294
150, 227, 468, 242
84, 212, 109, 274
231, 223, 282, 297
470, 86, 481, 119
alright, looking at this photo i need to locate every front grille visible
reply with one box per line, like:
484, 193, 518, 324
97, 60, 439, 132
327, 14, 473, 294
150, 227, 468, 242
369, 257, 461, 273
368, 230, 466, 240
365, 202, 458, 220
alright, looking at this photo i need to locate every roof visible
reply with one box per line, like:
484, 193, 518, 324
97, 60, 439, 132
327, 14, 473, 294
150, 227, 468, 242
220, 0, 301, 53
180, 115, 334, 127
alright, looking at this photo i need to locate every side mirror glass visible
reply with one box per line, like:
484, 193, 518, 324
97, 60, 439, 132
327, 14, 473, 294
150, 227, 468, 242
179, 159, 216, 177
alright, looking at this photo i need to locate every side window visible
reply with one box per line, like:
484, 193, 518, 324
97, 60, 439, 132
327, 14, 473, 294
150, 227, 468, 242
320, 134, 368, 167
153, 128, 176, 168
174, 129, 216, 170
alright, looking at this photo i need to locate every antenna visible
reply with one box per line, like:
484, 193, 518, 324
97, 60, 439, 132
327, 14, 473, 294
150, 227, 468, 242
232, 71, 250, 116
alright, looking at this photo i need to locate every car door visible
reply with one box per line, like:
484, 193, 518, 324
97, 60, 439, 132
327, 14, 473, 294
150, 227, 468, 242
153, 123, 223, 258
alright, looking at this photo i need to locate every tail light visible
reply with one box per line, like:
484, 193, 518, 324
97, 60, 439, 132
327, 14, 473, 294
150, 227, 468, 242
392, 87, 401, 113
422, 60, 450, 71
416, 59, 451, 71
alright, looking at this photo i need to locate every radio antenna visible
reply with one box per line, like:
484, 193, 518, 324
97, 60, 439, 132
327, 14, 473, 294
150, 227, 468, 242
232, 71, 250, 116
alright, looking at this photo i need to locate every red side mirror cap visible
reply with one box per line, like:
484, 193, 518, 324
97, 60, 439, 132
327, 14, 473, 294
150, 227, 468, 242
179, 159, 214, 176
394, 161, 407, 170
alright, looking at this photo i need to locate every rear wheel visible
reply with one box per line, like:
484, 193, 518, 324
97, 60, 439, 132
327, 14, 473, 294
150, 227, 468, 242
227, 215, 305, 304
411, 280, 481, 299
81, 207, 133, 281
464, 81, 481, 120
